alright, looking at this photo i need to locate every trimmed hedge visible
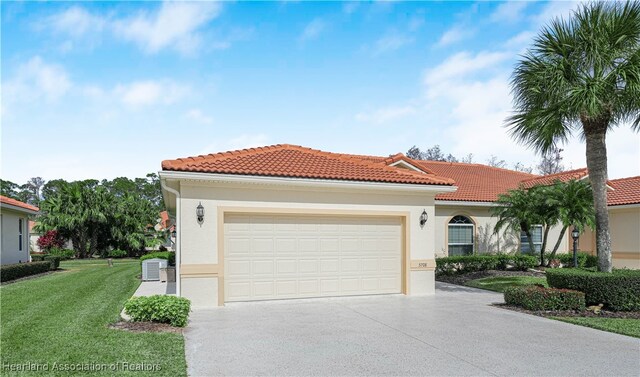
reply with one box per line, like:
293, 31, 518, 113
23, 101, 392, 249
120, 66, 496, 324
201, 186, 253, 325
504, 285, 585, 311
44, 255, 61, 270
1, 261, 52, 282
435, 254, 538, 276
547, 252, 598, 268
48, 248, 75, 260
140, 252, 175, 266
30, 254, 46, 262
124, 295, 191, 327
546, 269, 640, 311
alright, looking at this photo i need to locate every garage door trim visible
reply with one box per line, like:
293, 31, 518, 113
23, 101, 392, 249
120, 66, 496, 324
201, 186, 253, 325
217, 206, 411, 306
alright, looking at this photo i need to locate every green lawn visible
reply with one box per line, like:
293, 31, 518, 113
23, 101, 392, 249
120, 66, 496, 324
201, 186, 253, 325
465, 276, 548, 292
552, 317, 640, 338
1, 259, 186, 376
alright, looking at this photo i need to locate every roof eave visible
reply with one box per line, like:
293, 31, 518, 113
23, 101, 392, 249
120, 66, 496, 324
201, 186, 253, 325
0, 203, 39, 215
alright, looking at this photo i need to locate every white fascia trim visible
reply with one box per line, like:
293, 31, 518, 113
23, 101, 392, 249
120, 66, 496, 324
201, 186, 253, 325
159, 170, 457, 194
0, 204, 39, 215
435, 200, 497, 207
608, 203, 640, 210
389, 160, 426, 173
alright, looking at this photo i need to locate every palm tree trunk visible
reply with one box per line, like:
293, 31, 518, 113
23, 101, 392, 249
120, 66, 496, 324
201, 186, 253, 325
583, 122, 612, 272
540, 225, 550, 266
546, 225, 568, 267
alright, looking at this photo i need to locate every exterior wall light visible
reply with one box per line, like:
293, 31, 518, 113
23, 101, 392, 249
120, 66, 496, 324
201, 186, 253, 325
419, 209, 428, 228
196, 202, 205, 223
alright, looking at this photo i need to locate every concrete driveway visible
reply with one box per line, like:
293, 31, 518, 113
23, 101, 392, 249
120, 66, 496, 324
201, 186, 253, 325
184, 283, 640, 376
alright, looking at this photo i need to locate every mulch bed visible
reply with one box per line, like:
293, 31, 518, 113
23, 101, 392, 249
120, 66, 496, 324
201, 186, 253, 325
436, 269, 545, 286
109, 321, 183, 334
494, 304, 640, 319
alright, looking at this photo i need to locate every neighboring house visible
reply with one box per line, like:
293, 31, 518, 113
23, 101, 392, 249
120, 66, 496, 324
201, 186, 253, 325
1, 195, 39, 265
160, 144, 638, 308
578, 176, 640, 269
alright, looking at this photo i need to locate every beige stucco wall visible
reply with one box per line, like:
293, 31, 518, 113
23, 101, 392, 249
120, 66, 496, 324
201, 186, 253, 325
174, 179, 441, 308
434, 203, 569, 258
579, 206, 640, 269
1, 209, 31, 265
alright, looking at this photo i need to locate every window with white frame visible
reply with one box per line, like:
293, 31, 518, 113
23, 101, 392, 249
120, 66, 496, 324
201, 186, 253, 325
18, 218, 24, 251
520, 225, 543, 253
448, 215, 474, 256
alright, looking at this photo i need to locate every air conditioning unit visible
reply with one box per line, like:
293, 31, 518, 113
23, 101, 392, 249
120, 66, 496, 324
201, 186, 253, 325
142, 258, 168, 281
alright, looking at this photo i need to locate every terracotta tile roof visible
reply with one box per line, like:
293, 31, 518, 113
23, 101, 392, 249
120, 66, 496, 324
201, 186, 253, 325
608, 176, 640, 206
162, 144, 455, 186
520, 168, 589, 188
409, 160, 538, 202
0, 195, 39, 212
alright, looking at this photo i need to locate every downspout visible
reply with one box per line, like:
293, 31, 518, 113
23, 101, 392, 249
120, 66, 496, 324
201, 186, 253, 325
161, 179, 181, 297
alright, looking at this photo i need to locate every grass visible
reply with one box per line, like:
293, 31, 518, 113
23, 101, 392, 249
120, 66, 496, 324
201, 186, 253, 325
551, 317, 640, 338
465, 276, 548, 293
1, 259, 186, 376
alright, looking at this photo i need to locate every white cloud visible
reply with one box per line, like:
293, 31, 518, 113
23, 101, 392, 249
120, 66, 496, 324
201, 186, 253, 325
46, 6, 107, 36
299, 18, 326, 42
342, 2, 359, 15
372, 33, 413, 55
532, 1, 582, 27
355, 105, 416, 124
3, 56, 72, 102
113, 2, 221, 55
424, 51, 510, 87
504, 31, 535, 49
435, 26, 474, 47
114, 80, 190, 107
490, 1, 530, 23
185, 108, 213, 125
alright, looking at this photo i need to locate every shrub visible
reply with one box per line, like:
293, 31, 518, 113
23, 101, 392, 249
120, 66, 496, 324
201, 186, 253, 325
30, 254, 46, 262
546, 269, 640, 311
1, 262, 52, 282
435, 254, 538, 276
124, 295, 191, 327
108, 249, 128, 258
44, 256, 61, 270
546, 252, 598, 268
504, 286, 585, 311
140, 252, 175, 266
48, 248, 75, 260
37, 230, 65, 252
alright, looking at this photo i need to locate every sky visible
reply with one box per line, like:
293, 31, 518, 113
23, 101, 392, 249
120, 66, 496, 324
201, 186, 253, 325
2, 1, 639, 184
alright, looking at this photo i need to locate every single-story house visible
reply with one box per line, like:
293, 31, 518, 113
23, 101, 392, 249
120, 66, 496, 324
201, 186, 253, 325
160, 144, 638, 308
1, 195, 39, 265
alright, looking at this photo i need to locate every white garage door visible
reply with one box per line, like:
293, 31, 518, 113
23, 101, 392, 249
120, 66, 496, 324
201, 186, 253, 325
224, 214, 403, 302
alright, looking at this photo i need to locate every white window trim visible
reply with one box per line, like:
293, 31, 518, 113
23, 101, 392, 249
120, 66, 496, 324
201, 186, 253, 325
447, 216, 475, 254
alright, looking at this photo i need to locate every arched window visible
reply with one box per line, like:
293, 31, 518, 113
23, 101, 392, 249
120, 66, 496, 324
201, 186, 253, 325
448, 215, 474, 256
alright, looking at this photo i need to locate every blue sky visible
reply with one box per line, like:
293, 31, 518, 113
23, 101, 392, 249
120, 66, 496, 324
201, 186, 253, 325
2, 1, 639, 183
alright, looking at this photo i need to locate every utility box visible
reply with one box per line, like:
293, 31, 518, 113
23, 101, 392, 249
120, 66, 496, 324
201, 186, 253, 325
142, 258, 168, 281
160, 267, 176, 283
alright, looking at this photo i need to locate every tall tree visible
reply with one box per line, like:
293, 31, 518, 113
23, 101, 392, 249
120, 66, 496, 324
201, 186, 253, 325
0, 179, 21, 200
23, 177, 45, 207
486, 155, 507, 168
546, 179, 596, 265
537, 147, 565, 175
507, 2, 640, 272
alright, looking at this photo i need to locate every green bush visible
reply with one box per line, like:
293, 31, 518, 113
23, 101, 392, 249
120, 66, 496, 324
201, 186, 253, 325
44, 256, 61, 270
49, 248, 75, 260
546, 269, 640, 311
435, 254, 538, 276
547, 252, 598, 268
124, 295, 191, 327
1, 262, 52, 282
504, 285, 585, 311
108, 249, 128, 258
140, 252, 175, 266
30, 254, 46, 262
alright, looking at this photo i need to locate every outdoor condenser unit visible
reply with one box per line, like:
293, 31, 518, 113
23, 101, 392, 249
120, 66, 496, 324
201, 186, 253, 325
142, 258, 168, 281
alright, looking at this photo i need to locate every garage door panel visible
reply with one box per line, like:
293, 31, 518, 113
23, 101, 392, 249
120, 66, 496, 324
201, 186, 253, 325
225, 214, 402, 302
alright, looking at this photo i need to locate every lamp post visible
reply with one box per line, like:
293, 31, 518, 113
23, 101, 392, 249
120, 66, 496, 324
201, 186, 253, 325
571, 227, 580, 268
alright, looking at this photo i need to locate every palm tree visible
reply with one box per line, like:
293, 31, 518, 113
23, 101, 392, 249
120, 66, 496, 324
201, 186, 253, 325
492, 188, 541, 261
546, 179, 596, 265
508, 2, 640, 272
